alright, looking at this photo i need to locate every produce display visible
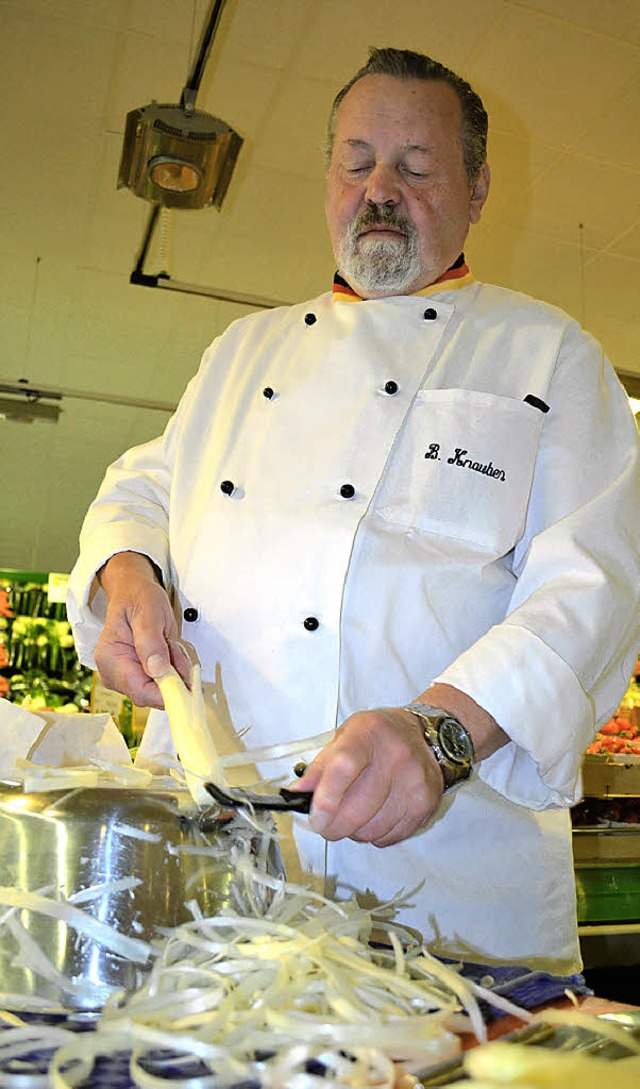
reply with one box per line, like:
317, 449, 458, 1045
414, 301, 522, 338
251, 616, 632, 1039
586, 714, 640, 757
0, 576, 92, 712
579, 665, 640, 759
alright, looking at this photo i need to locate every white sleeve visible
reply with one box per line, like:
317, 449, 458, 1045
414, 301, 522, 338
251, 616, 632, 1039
434, 325, 640, 809
66, 351, 210, 668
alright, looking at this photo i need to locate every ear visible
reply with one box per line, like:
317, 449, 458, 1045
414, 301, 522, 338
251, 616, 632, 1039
469, 162, 491, 224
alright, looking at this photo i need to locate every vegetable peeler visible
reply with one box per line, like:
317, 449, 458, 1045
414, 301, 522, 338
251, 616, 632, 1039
205, 782, 314, 813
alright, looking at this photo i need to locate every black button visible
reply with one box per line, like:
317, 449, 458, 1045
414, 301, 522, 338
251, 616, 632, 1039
220, 480, 234, 495
183, 607, 198, 622
423, 307, 437, 321
303, 616, 319, 631
304, 313, 317, 326
384, 380, 398, 395
339, 483, 355, 499
263, 387, 274, 399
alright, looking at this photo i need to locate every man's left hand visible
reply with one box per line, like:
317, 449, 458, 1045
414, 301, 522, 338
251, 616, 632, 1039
292, 708, 444, 847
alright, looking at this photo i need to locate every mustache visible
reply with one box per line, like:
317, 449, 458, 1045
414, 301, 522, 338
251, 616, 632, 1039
351, 205, 412, 235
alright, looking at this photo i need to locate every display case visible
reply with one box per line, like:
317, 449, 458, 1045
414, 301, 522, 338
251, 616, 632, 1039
572, 671, 640, 970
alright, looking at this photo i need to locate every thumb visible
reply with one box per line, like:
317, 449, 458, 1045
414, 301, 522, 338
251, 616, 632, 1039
146, 651, 171, 679
128, 601, 176, 680
289, 757, 323, 791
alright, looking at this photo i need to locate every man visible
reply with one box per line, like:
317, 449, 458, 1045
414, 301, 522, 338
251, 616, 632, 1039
68, 48, 640, 974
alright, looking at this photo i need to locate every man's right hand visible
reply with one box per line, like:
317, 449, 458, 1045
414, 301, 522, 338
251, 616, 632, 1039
94, 552, 190, 708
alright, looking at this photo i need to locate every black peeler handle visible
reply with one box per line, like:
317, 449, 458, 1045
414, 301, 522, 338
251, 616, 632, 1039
205, 782, 314, 813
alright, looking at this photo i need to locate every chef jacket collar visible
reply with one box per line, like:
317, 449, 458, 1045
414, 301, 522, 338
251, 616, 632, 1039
332, 253, 473, 302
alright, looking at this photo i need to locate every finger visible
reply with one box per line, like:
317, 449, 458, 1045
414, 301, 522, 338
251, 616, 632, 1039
289, 752, 328, 792
308, 748, 372, 836
137, 639, 171, 681
310, 760, 391, 840
168, 640, 193, 686
125, 596, 176, 682
95, 647, 165, 710
145, 650, 172, 679
357, 807, 421, 848
123, 673, 164, 710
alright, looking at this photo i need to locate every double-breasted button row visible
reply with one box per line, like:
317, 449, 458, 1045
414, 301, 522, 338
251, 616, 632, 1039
298, 304, 433, 324
184, 604, 320, 633
185, 604, 319, 632
262, 379, 400, 399
302, 308, 437, 325
220, 479, 358, 500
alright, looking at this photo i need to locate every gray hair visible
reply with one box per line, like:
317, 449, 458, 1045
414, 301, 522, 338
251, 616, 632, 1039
326, 47, 488, 183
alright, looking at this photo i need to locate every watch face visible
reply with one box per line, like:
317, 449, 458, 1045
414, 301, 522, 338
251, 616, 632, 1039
439, 717, 473, 764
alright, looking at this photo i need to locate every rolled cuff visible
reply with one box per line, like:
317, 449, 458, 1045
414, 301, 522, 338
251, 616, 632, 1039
433, 624, 593, 809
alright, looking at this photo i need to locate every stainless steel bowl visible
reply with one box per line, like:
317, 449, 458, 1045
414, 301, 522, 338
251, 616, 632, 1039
0, 783, 282, 1012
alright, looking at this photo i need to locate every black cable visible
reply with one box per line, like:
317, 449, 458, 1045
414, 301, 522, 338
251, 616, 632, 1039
181, 0, 227, 109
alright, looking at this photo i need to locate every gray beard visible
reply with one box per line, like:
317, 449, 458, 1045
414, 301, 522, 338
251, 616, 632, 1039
337, 212, 422, 295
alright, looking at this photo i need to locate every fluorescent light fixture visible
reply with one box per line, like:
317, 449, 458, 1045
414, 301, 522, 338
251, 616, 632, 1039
0, 397, 61, 424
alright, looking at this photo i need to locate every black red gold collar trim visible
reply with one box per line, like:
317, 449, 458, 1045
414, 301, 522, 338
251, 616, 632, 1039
332, 256, 473, 302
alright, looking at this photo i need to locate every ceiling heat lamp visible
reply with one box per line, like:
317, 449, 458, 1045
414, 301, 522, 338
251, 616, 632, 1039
118, 0, 241, 212
118, 0, 287, 309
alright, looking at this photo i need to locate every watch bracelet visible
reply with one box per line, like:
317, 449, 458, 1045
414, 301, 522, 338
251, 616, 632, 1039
403, 702, 473, 791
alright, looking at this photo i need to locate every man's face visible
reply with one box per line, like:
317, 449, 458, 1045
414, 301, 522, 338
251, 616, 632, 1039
325, 75, 490, 298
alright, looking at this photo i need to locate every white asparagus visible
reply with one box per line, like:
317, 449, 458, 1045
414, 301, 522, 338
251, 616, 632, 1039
0, 887, 151, 964
156, 664, 228, 807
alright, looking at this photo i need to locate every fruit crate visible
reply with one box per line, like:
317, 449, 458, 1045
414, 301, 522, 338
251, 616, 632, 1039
581, 753, 640, 798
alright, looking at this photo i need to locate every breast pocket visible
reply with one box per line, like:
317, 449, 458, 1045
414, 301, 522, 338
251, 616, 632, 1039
373, 388, 545, 555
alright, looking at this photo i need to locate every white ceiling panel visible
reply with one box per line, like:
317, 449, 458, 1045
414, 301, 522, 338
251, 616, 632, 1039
516, 0, 640, 48
471, 5, 640, 147
529, 153, 640, 250
291, 0, 509, 83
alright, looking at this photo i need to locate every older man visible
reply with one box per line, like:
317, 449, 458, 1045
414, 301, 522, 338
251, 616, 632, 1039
68, 48, 640, 974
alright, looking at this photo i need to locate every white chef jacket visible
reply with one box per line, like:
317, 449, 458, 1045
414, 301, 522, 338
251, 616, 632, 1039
68, 272, 640, 975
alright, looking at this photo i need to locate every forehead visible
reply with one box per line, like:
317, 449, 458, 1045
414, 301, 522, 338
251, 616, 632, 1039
333, 74, 463, 148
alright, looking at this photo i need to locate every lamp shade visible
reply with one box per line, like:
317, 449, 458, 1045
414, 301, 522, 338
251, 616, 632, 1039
118, 103, 243, 210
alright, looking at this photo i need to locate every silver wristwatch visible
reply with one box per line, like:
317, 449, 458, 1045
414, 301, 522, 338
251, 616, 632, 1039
404, 702, 474, 791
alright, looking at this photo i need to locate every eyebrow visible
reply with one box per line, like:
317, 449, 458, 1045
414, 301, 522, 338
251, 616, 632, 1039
344, 138, 432, 154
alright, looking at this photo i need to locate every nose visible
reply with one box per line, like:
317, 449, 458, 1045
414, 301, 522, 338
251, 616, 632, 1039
363, 161, 400, 208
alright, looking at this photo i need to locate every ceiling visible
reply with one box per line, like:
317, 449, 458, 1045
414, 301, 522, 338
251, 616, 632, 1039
2, 0, 640, 575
